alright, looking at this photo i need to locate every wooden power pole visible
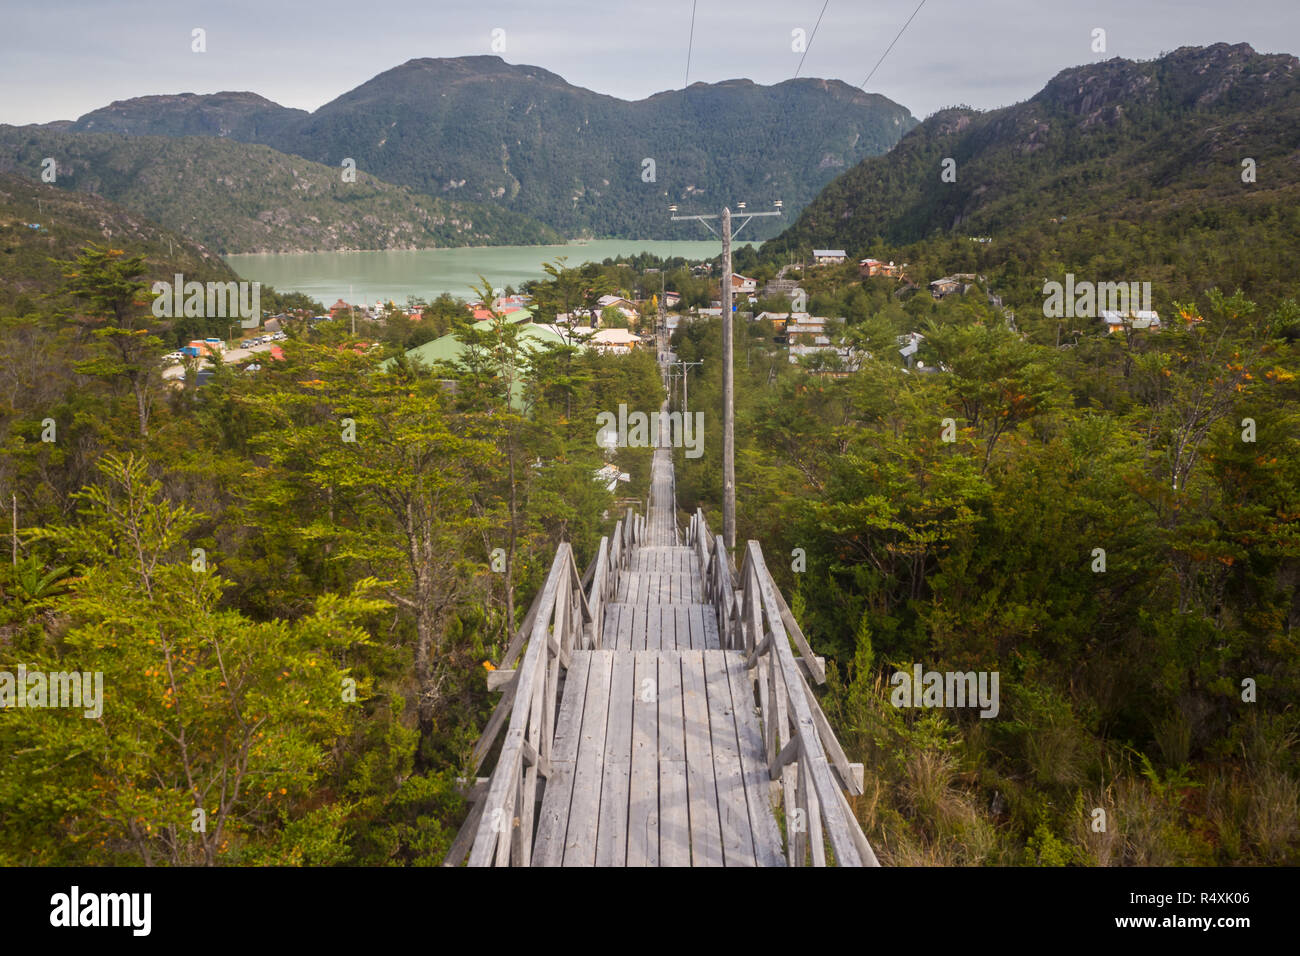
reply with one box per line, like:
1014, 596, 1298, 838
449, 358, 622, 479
669, 200, 781, 552
720, 208, 735, 549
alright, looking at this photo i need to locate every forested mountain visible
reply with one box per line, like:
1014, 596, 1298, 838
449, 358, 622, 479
69, 91, 308, 144
60, 56, 917, 240
0, 128, 562, 253
0, 170, 235, 313
768, 43, 1300, 307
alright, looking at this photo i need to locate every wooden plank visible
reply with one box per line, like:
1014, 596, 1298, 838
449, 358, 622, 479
628, 652, 660, 866
748, 543, 864, 866
563, 650, 613, 866
647, 606, 665, 650
724, 650, 786, 867
441, 795, 486, 867
499, 584, 545, 670
602, 604, 621, 656
684, 603, 702, 650
680, 649, 724, 867
531, 651, 591, 866
690, 604, 709, 651
615, 602, 634, 652
469, 679, 515, 775
704, 649, 757, 867
630, 603, 647, 651
704, 604, 721, 650
469, 545, 568, 866
675, 605, 690, 653
795, 664, 865, 797
773, 584, 826, 683
595, 652, 636, 867
657, 652, 691, 867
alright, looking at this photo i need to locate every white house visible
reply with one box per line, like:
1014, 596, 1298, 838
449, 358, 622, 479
812, 249, 847, 265
730, 273, 757, 295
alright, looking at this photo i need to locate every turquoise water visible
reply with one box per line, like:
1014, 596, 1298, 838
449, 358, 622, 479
224, 240, 724, 304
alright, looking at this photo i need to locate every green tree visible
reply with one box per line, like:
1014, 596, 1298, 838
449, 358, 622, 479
0, 453, 384, 865
60, 244, 161, 438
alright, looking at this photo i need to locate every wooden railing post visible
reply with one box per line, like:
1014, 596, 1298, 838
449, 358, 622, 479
729, 539, 878, 867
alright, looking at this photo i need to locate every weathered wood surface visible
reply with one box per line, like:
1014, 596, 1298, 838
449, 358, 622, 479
463, 425, 872, 865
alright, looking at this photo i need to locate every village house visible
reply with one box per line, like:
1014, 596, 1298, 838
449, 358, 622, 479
552, 326, 640, 354
590, 327, 641, 353
790, 343, 862, 373
781, 314, 845, 346
595, 294, 639, 324
930, 274, 979, 299
859, 258, 906, 278
754, 310, 812, 336
729, 273, 757, 295
784, 315, 839, 345
493, 294, 532, 311
785, 315, 859, 372
812, 249, 848, 266
597, 293, 637, 312
1100, 309, 1161, 333
328, 298, 352, 319
897, 331, 924, 368
760, 278, 801, 298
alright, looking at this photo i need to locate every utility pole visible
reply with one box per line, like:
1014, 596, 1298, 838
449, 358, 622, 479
11, 494, 17, 566
670, 200, 781, 551
721, 208, 734, 550
668, 359, 703, 414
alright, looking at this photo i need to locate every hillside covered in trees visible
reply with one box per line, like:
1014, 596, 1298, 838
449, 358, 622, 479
670, 279, 1299, 864
0, 129, 563, 253
59, 56, 917, 242
0, 244, 665, 864
767, 43, 1300, 312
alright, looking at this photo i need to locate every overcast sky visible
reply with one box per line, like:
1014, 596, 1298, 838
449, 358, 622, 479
2, 0, 1297, 125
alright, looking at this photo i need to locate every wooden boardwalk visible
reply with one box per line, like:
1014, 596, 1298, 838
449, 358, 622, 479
530, 433, 785, 866
453, 376, 878, 866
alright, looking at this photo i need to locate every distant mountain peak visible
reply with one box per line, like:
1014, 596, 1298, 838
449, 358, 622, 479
1035, 42, 1300, 117
771, 42, 1300, 260
51, 55, 918, 242
71, 90, 306, 142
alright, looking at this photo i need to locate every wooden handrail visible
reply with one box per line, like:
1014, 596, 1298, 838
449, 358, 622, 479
734, 541, 877, 866
450, 501, 646, 866
685, 510, 879, 867
459, 544, 581, 866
